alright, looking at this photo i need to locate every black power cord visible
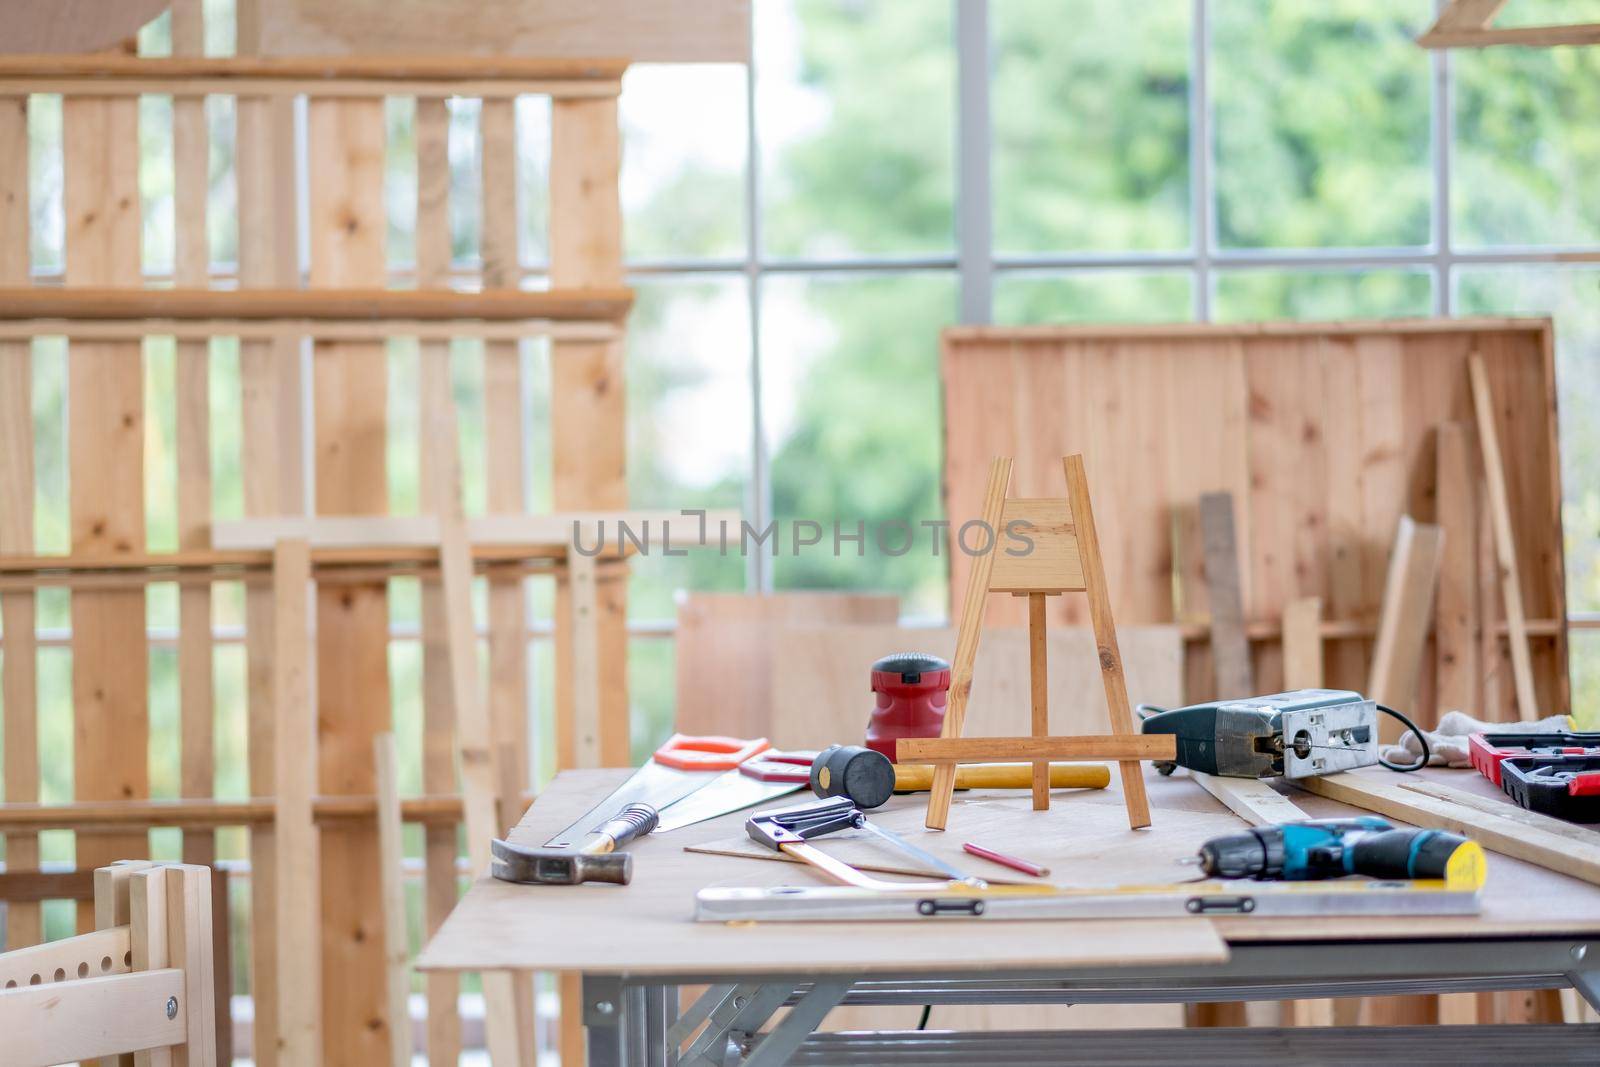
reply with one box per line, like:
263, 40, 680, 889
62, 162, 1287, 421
916, 1004, 932, 1030
1376, 703, 1430, 772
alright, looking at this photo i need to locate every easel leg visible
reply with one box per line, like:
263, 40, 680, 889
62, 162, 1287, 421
1028, 593, 1049, 811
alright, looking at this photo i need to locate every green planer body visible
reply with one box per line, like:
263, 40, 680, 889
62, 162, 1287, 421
1141, 688, 1379, 780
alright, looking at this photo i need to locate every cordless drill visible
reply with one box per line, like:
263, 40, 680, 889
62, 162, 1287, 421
1197, 817, 1485, 888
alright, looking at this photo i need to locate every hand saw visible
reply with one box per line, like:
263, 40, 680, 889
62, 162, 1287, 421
544, 734, 768, 848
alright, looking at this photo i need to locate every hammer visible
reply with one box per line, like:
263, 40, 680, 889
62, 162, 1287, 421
491, 802, 658, 886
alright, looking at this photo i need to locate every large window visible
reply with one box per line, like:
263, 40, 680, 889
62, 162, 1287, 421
620, 0, 1600, 746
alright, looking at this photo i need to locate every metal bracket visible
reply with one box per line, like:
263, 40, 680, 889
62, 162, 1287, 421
679, 983, 790, 1067
738, 979, 854, 1067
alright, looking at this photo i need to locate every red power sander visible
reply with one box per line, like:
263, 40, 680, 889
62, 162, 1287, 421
865, 652, 951, 762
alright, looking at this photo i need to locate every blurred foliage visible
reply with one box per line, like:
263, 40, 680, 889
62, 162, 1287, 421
993, 0, 1191, 252
1213, 0, 1434, 249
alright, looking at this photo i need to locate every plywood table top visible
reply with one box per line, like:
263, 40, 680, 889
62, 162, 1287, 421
417, 763, 1600, 976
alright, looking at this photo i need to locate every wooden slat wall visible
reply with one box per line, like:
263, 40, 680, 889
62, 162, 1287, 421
63, 80, 148, 934
0, 89, 41, 951
1, 28, 634, 1062
942, 323, 1569, 722
414, 95, 463, 1067
307, 93, 394, 1064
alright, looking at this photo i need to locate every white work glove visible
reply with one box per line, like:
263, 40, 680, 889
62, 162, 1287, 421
1381, 709, 1574, 769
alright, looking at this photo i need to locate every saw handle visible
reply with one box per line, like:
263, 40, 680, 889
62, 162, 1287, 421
652, 733, 771, 771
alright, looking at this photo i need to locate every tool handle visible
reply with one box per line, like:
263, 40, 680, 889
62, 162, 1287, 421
738, 751, 816, 783
653, 733, 771, 771
584, 803, 659, 854
1347, 828, 1473, 881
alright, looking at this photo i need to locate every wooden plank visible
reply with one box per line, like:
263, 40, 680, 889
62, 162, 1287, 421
1065, 454, 1151, 830
0, 970, 187, 1067
1368, 516, 1444, 732
412, 93, 463, 1067
925, 458, 1012, 830
0, 869, 96, 904
989, 499, 1085, 593
172, 0, 217, 891
569, 552, 602, 769
212, 511, 718, 550
130, 865, 173, 1067
0, 792, 540, 830
549, 95, 628, 777
271, 539, 319, 1065
1027, 594, 1049, 809
1281, 597, 1324, 690
373, 734, 410, 1067
1191, 772, 1308, 827
256, 0, 747, 60
0, 319, 620, 342
1469, 353, 1539, 719
674, 593, 901, 741
163, 865, 217, 1067
1430, 0, 1507, 32
0, 286, 631, 322
0, 922, 130, 988
0, 88, 40, 951
1199, 492, 1254, 699
439, 495, 526, 1067
1433, 423, 1478, 717
0, 0, 168, 53
1419, 23, 1600, 48
235, 4, 301, 1058
1297, 770, 1600, 886
307, 91, 391, 1067
64, 85, 148, 934
898, 735, 1174, 762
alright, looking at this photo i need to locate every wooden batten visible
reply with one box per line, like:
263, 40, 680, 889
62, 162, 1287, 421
0, 87, 41, 952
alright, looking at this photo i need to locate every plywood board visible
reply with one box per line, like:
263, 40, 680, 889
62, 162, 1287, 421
941, 322, 1568, 718
675, 593, 901, 742
767, 625, 1183, 750
255, 0, 749, 61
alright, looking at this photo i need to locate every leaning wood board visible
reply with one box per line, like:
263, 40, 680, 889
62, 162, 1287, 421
942, 321, 1568, 720
308, 93, 393, 1066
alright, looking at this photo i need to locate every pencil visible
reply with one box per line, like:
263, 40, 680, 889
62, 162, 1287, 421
962, 841, 1050, 878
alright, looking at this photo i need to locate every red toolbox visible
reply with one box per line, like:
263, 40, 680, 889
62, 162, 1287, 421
1469, 731, 1600, 787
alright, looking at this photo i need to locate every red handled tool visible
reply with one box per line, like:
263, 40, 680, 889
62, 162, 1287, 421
544, 734, 769, 847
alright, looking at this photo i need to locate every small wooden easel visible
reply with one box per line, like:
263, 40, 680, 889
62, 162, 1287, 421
901, 455, 1161, 831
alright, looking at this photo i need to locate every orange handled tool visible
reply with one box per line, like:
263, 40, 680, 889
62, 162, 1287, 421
544, 733, 770, 848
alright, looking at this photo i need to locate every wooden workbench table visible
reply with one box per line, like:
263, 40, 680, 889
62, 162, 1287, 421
419, 765, 1600, 1064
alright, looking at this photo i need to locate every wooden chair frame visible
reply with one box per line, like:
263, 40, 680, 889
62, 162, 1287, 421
0, 861, 215, 1067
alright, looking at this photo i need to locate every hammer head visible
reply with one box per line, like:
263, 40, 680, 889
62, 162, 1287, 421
491, 838, 633, 886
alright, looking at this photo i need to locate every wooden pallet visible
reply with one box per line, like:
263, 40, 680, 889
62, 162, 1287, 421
0, 13, 632, 1065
